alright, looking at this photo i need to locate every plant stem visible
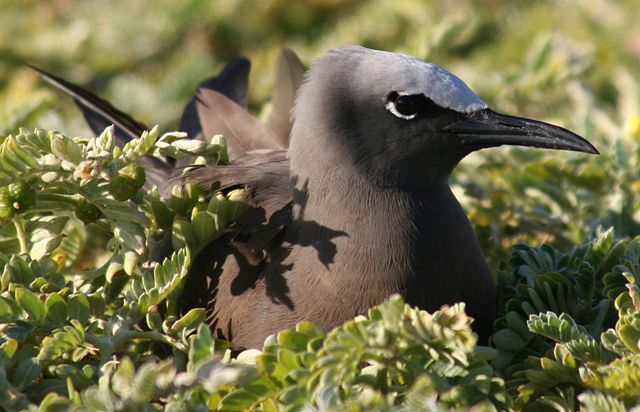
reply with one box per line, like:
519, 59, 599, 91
12, 216, 28, 254
113, 330, 187, 352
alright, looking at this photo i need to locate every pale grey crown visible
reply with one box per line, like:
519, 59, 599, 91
321, 45, 488, 114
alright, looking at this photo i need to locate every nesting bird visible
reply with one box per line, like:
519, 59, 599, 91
34, 46, 597, 348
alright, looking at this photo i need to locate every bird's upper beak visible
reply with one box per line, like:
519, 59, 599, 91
442, 108, 598, 154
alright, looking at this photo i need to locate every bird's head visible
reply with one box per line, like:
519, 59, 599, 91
290, 46, 597, 190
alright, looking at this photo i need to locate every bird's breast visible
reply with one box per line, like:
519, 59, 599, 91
214, 185, 496, 348
280, 186, 493, 320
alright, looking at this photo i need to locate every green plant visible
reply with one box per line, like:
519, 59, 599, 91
0, 126, 230, 410
491, 229, 640, 410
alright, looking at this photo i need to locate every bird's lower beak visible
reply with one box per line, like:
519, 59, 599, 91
442, 108, 598, 154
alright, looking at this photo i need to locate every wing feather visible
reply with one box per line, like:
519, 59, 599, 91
268, 48, 305, 147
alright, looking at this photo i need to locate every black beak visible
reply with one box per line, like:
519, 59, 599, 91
442, 108, 598, 154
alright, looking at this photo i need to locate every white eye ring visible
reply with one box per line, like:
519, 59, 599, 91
385, 92, 419, 120
385, 100, 417, 120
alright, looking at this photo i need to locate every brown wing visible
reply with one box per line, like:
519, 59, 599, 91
179, 150, 292, 331
195, 90, 284, 161
185, 149, 291, 223
268, 48, 305, 148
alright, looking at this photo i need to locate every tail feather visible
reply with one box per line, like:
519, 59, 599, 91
268, 48, 305, 148
29, 65, 172, 189
30, 66, 144, 144
179, 58, 251, 141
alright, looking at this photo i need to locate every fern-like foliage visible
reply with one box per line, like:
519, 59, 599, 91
0, 127, 230, 410
184, 297, 510, 411
494, 229, 640, 409
29, 296, 508, 411
124, 247, 191, 319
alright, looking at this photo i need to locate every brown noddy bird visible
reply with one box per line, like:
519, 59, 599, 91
32, 46, 597, 348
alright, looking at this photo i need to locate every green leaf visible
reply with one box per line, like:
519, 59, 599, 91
618, 325, 640, 354
45, 292, 68, 324
30, 235, 64, 260
226, 189, 248, 222
67, 294, 90, 324
29, 216, 69, 240
125, 248, 191, 318
0, 296, 14, 321
123, 250, 139, 276
0, 136, 39, 183
279, 383, 307, 405
130, 363, 158, 403
492, 329, 525, 352
276, 347, 300, 371
219, 389, 260, 411
170, 308, 205, 334
1, 338, 18, 360
578, 391, 628, 412
37, 392, 71, 412
207, 193, 228, 231
528, 312, 588, 343
146, 307, 162, 331
112, 357, 135, 398
37, 322, 85, 362
211, 134, 229, 164
86, 293, 106, 317
5, 255, 35, 285
505, 311, 531, 339
121, 126, 159, 162
171, 139, 207, 153
15, 128, 52, 154
15, 287, 45, 321
277, 330, 308, 352
50, 133, 83, 165
190, 210, 218, 251
13, 357, 41, 388
188, 323, 214, 371
93, 125, 115, 154
171, 215, 194, 251
54, 364, 93, 391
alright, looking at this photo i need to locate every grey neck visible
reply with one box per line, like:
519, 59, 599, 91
289, 134, 455, 232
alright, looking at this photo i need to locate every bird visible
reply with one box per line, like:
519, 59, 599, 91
33, 45, 597, 348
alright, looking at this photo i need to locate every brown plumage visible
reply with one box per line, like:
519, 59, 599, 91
33, 46, 597, 349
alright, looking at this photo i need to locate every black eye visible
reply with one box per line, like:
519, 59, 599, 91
395, 95, 419, 116
385, 92, 424, 120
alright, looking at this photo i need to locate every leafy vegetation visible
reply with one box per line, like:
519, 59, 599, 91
2, 0, 640, 410
0, 126, 638, 410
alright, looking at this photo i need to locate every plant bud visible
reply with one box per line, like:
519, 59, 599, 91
226, 189, 248, 222
109, 163, 146, 201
